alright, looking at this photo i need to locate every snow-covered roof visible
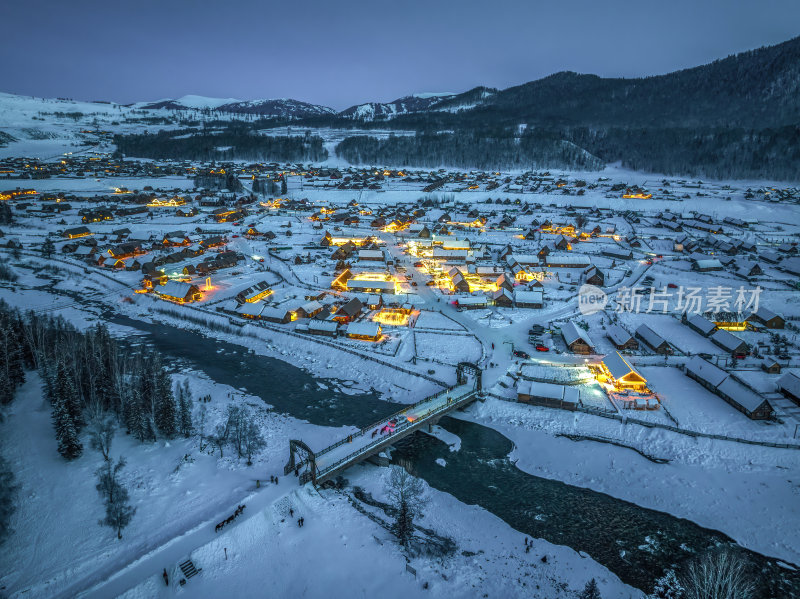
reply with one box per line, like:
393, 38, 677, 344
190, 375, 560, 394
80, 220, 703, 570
155, 280, 195, 298
514, 289, 543, 304
346, 321, 381, 338
346, 279, 395, 292
717, 377, 768, 413
261, 306, 291, 319
300, 300, 323, 313
711, 329, 747, 352
512, 254, 540, 265
749, 306, 781, 322
545, 253, 591, 266
635, 324, 667, 349
694, 258, 723, 270
524, 381, 579, 403
686, 314, 716, 335
561, 321, 594, 349
685, 356, 728, 387
778, 372, 800, 398
457, 296, 487, 306
782, 257, 800, 275
432, 248, 468, 259
602, 352, 644, 382
357, 250, 384, 260
606, 324, 634, 346
307, 320, 338, 333
237, 303, 264, 317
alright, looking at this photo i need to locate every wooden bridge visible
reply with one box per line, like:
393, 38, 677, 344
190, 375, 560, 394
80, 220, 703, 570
285, 363, 482, 485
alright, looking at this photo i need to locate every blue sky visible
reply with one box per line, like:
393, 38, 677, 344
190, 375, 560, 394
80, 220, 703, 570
3, 0, 799, 109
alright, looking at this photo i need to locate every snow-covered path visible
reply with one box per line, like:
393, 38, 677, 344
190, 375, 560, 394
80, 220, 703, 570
75, 483, 283, 599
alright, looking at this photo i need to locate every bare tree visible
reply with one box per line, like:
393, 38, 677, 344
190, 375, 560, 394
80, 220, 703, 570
88, 414, 115, 461
683, 548, 755, 599
211, 423, 229, 458
385, 465, 426, 549
225, 405, 246, 458
242, 418, 265, 466
197, 404, 208, 451
95, 457, 135, 540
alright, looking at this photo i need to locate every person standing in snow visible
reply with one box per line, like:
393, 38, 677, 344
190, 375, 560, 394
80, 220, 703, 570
163, 568, 169, 586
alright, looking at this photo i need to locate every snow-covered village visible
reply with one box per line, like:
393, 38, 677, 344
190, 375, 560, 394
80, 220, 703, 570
1, 5, 800, 599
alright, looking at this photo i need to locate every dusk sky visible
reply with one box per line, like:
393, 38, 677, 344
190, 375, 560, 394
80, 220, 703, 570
3, 0, 799, 109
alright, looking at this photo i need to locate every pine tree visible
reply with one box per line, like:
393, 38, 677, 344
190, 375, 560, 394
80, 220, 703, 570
52, 394, 83, 460
0, 455, 17, 545
41, 237, 55, 259
0, 318, 25, 405
154, 367, 177, 438
55, 360, 82, 429
177, 380, 193, 438
131, 366, 156, 442
579, 578, 602, 599
128, 388, 155, 443
0, 204, 12, 225
14, 313, 35, 370
280, 177, 287, 195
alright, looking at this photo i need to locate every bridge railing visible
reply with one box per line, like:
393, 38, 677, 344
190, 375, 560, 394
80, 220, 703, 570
312, 384, 465, 462
314, 388, 476, 480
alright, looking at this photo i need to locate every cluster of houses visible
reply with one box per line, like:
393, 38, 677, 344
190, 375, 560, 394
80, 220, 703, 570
226, 289, 394, 343
555, 307, 785, 360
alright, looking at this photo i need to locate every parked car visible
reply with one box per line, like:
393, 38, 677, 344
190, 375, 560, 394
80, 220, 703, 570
535, 344, 549, 352
513, 350, 530, 359
667, 283, 678, 289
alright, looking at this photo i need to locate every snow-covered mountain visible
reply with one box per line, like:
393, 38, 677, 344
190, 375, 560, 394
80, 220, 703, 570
135, 94, 241, 110
428, 86, 498, 113
137, 95, 336, 119
215, 98, 336, 118
338, 93, 457, 121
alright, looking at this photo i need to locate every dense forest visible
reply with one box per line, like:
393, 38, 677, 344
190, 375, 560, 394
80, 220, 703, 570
565, 125, 800, 181
114, 125, 328, 162
336, 131, 603, 171
334, 125, 800, 179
